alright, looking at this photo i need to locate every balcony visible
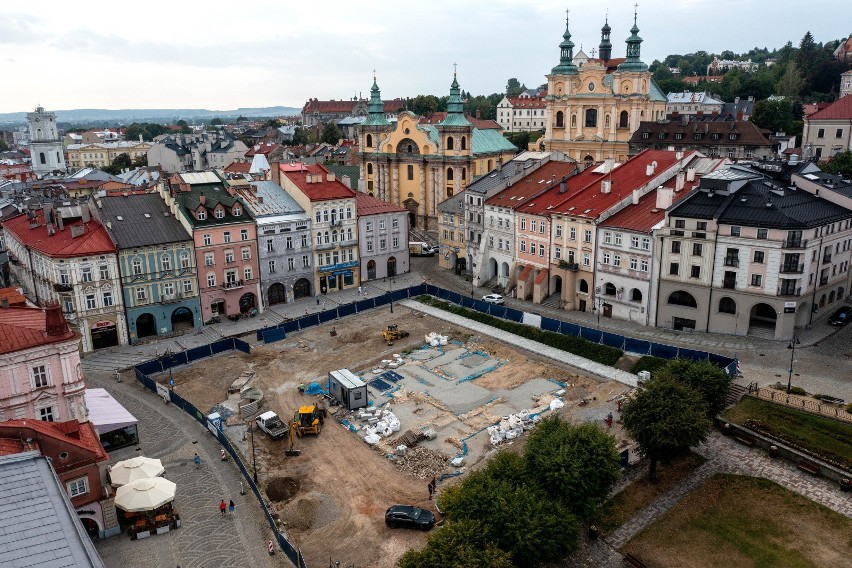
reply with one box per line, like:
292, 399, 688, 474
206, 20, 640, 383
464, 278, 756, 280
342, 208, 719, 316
723, 257, 739, 267
558, 260, 579, 271
782, 238, 807, 249
223, 280, 244, 290
779, 263, 804, 274
777, 286, 801, 296
53, 283, 73, 292
161, 293, 181, 303
316, 243, 335, 251
671, 230, 685, 236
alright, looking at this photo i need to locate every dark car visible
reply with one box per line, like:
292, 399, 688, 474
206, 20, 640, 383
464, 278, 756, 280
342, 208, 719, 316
828, 306, 852, 326
385, 505, 435, 530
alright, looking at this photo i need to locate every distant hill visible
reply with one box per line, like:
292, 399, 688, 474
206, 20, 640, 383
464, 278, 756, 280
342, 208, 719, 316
0, 106, 303, 127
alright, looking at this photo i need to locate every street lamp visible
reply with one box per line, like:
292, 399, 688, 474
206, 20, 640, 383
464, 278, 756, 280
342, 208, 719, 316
786, 335, 801, 395
247, 420, 258, 483
387, 276, 396, 313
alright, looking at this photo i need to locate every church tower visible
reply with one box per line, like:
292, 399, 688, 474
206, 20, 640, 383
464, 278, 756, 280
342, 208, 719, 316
599, 16, 612, 64
27, 105, 67, 177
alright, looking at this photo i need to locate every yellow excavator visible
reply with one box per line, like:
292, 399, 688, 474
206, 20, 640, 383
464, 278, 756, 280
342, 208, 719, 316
291, 405, 323, 437
381, 324, 409, 343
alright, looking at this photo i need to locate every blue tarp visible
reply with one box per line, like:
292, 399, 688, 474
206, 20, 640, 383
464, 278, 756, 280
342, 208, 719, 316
625, 337, 651, 355
601, 332, 625, 349
262, 328, 287, 343
541, 317, 561, 333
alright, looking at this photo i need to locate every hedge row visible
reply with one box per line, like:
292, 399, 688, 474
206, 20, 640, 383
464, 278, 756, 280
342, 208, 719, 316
416, 296, 623, 366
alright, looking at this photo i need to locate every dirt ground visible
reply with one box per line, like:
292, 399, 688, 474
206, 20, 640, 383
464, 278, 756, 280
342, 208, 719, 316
160, 306, 633, 567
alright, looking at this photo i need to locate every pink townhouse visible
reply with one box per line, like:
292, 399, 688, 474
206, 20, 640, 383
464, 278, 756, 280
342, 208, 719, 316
161, 174, 262, 321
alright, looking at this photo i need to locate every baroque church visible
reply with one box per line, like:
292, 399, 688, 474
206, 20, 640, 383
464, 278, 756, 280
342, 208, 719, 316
357, 74, 517, 231
538, 10, 667, 163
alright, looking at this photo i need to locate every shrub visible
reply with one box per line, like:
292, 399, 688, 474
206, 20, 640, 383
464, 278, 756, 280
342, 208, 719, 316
846, 403, 852, 414
788, 386, 808, 396
629, 355, 668, 375
417, 296, 623, 366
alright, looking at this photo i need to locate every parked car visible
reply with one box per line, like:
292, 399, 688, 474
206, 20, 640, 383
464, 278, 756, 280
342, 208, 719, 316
482, 293, 505, 305
828, 306, 852, 326
385, 505, 435, 530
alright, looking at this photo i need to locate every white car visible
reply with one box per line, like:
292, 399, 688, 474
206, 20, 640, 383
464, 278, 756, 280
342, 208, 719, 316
482, 294, 505, 305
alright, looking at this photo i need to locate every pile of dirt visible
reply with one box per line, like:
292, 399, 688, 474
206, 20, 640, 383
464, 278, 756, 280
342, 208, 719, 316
394, 446, 450, 479
337, 330, 371, 344
279, 491, 340, 531
266, 476, 300, 503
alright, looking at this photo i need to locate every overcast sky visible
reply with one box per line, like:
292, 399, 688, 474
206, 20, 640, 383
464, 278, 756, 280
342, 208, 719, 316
2, 0, 850, 114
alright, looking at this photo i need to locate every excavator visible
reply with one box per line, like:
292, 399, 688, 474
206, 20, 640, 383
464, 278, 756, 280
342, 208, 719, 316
291, 405, 323, 437
381, 324, 409, 344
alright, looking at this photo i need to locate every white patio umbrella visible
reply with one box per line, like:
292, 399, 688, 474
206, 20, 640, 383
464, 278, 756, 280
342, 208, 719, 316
114, 477, 177, 512
110, 456, 165, 487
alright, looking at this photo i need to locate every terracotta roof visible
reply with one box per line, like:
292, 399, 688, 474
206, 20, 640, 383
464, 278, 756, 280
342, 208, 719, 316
420, 113, 502, 130
544, 150, 699, 220
0, 306, 77, 355
507, 97, 546, 109
803, 103, 830, 118
224, 161, 252, 174
245, 143, 282, 157
355, 192, 406, 216
303, 99, 405, 113
0, 287, 27, 307
2, 211, 116, 258
629, 120, 773, 147
279, 162, 357, 201
0, 438, 25, 456
0, 420, 108, 463
485, 161, 580, 210
808, 95, 852, 120
599, 177, 693, 233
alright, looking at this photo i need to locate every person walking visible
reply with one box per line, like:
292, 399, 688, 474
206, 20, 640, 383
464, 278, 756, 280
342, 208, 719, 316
219, 499, 227, 517
358, 286, 362, 296
428, 477, 436, 500
228, 499, 235, 516
193, 453, 201, 469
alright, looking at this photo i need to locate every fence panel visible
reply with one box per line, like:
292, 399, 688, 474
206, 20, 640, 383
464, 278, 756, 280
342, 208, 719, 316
373, 294, 391, 307
186, 345, 212, 363
318, 310, 337, 324
299, 314, 321, 330
541, 317, 561, 333
355, 299, 374, 313
678, 348, 707, 362
601, 332, 626, 349
391, 289, 408, 302
624, 337, 651, 355
650, 342, 679, 359
262, 328, 287, 344
337, 303, 357, 318
211, 339, 233, 354
282, 319, 301, 333
407, 284, 427, 297
256, 327, 270, 341
160, 351, 188, 370
444, 290, 463, 304
580, 328, 603, 344
136, 361, 162, 376
234, 338, 251, 354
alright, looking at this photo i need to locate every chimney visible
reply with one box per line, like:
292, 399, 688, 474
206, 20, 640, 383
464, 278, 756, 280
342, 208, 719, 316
632, 189, 641, 205
736, 111, 743, 121
45, 303, 69, 336
306, 174, 312, 184
601, 179, 612, 193
559, 181, 567, 194
604, 158, 615, 173
0, 299, 8, 309
734, 96, 740, 104
341, 175, 352, 189
686, 168, 696, 182
71, 225, 85, 238
139, 134, 143, 143
199, 192, 206, 205
81, 207, 91, 223
656, 186, 674, 210
327, 173, 336, 182
646, 162, 656, 176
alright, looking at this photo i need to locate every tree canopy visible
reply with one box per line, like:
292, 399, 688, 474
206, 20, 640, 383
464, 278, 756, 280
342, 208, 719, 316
824, 151, 852, 177
621, 377, 712, 482
398, 519, 513, 568
506, 77, 526, 97
320, 122, 341, 145
209, 117, 223, 126
750, 98, 802, 136
654, 359, 732, 418
124, 122, 167, 142
101, 153, 132, 175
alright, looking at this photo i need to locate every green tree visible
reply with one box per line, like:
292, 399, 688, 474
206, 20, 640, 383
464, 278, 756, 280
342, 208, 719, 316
654, 359, 732, 418
751, 98, 800, 135
320, 122, 341, 145
621, 377, 711, 482
824, 151, 852, 176
506, 77, 526, 97
439, 452, 581, 567
776, 61, 806, 98
398, 520, 513, 568
408, 94, 440, 116
524, 418, 621, 519
132, 154, 148, 167
175, 120, 191, 134
0, 139, 8, 151
290, 127, 311, 145
210, 117, 223, 126
236, 115, 248, 123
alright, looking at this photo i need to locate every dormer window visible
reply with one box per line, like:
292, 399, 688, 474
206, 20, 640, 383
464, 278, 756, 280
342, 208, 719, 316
232, 206, 241, 216
728, 133, 737, 140
215, 208, 224, 219
642, 132, 650, 139
712, 133, 721, 141
694, 133, 702, 140
674, 133, 683, 140
196, 209, 206, 220
657, 132, 667, 139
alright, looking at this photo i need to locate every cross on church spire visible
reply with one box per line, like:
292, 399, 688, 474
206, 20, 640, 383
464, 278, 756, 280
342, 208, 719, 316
453, 62, 457, 78
634, 3, 639, 25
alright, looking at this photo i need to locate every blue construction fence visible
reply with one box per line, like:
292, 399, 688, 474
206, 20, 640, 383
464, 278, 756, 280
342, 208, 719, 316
133, 337, 307, 568
255, 283, 736, 375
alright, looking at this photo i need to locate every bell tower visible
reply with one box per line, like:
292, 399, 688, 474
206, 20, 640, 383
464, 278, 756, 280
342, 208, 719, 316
27, 105, 67, 177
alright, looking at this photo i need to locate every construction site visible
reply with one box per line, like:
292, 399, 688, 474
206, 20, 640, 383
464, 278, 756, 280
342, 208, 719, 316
159, 304, 633, 567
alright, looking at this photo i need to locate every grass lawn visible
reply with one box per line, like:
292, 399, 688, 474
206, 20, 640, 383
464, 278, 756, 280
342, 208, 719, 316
623, 474, 852, 568
722, 396, 852, 468
594, 452, 706, 535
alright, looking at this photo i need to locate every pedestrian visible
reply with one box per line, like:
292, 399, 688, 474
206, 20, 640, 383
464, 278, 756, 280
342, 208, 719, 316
228, 499, 235, 515
298, 382, 305, 395
605, 412, 613, 429
358, 286, 362, 296
193, 453, 201, 469
617, 398, 623, 412
304, 308, 309, 316
428, 477, 436, 500
219, 499, 227, 517
316, 296, 320, 305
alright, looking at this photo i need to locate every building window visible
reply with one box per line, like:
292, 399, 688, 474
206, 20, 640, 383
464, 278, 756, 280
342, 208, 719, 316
132, 260, 143, 275
225, 251, 234, 264
520, 218, 526, 230
407, 164, 414, 180
754, 251, 764, 263
268, 260, 276, 273
67, 477, 89, 497
583, 253, 590, 266
671, 241, 681, 253
641, 237, 650, 250
183, 280, 192, 293
163, 283, 174, 297
718, 297, 737, 314
751, 274, 762, 287
242, 248, 251, 260
301, 234, 308, 248
39, 407, 55, 422
640, 259, 649, 272
520, 240, 526, 253
604, 232, 612, 244
393, 236, 399, 248
757, 228, 768, 240
81, 268, 92, 282
817, 128, 825, 138
730, 226, 741, 237
392, 218, 399, 229
102, 291, 113, 307
613, 254, 621, 267
224, 231, 231, 243
215, 209, 224, 219
836, 128, 843, 138
99, 266, 110, 280
555, 247, 561, 259
244, 267, 253, 281
267, 239, 274, 252
288, 258, 295, 270
85, 294, 97, 309
692, 243, 703, 256
629, 257, 638, 270
603, 252, 611, 265
240, 229, 248, 241
203, 234, 212, 246
380, 238, 387, 250
539, 221, 545, 233
303, 255, 310, 268
585, 109, 597, 127
584, 230, 592, 243
207, 274, 216, 287
366, 241, 373, 252
569, 227, 576, 240
59, 270, 70, 284
555, 225, 562, 238
197, 209, 206, 220
161, 256, 171, 271
670, 262, 680, 275
690, 265, 701, 278
32, 365, 49, 388
539, 244, 545, 257
631, 235, 640, 248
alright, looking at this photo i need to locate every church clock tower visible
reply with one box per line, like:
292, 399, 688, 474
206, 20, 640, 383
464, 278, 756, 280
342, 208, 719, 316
27, 105, 67, 177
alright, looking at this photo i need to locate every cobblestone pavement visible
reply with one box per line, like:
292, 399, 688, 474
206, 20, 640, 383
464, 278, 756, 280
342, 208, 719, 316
87, 370, 286, 568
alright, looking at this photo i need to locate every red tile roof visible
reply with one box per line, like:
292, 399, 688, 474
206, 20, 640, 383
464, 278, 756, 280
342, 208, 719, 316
2, 211, 116, 258
599, 178, 693, 233
507, 97, 546, 109
808, 95, 852, 120
279, 162, 357, 201
225, 161, 252, 174
0, 306, 77, 355
0, 419, 108, 463
420, 113, 502, 130
355, 192, 406, 216
0, 286, 27, 307
0, 438, 25, 456
303, 99, 406, 113
245, 143, 282, 157
486, 161, 580, 209
536, 150, 698, 220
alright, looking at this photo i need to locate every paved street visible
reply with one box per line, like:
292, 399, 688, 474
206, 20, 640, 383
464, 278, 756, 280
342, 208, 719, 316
88, 369, 286, 568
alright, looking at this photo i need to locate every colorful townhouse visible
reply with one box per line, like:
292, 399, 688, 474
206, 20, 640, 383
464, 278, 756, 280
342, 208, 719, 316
159, 172, 262, 321
356, 192, 410, 281
2, 204, 128, 352
276, 163, 360, 294
95, 194, 202, 342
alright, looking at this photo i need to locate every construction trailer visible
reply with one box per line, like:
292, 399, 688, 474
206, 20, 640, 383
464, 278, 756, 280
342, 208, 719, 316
328, 369, 368, 411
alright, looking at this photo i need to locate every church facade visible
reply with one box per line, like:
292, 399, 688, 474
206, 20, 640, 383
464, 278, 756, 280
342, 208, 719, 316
538, 12, 667, 164
357, 75, 516, 231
